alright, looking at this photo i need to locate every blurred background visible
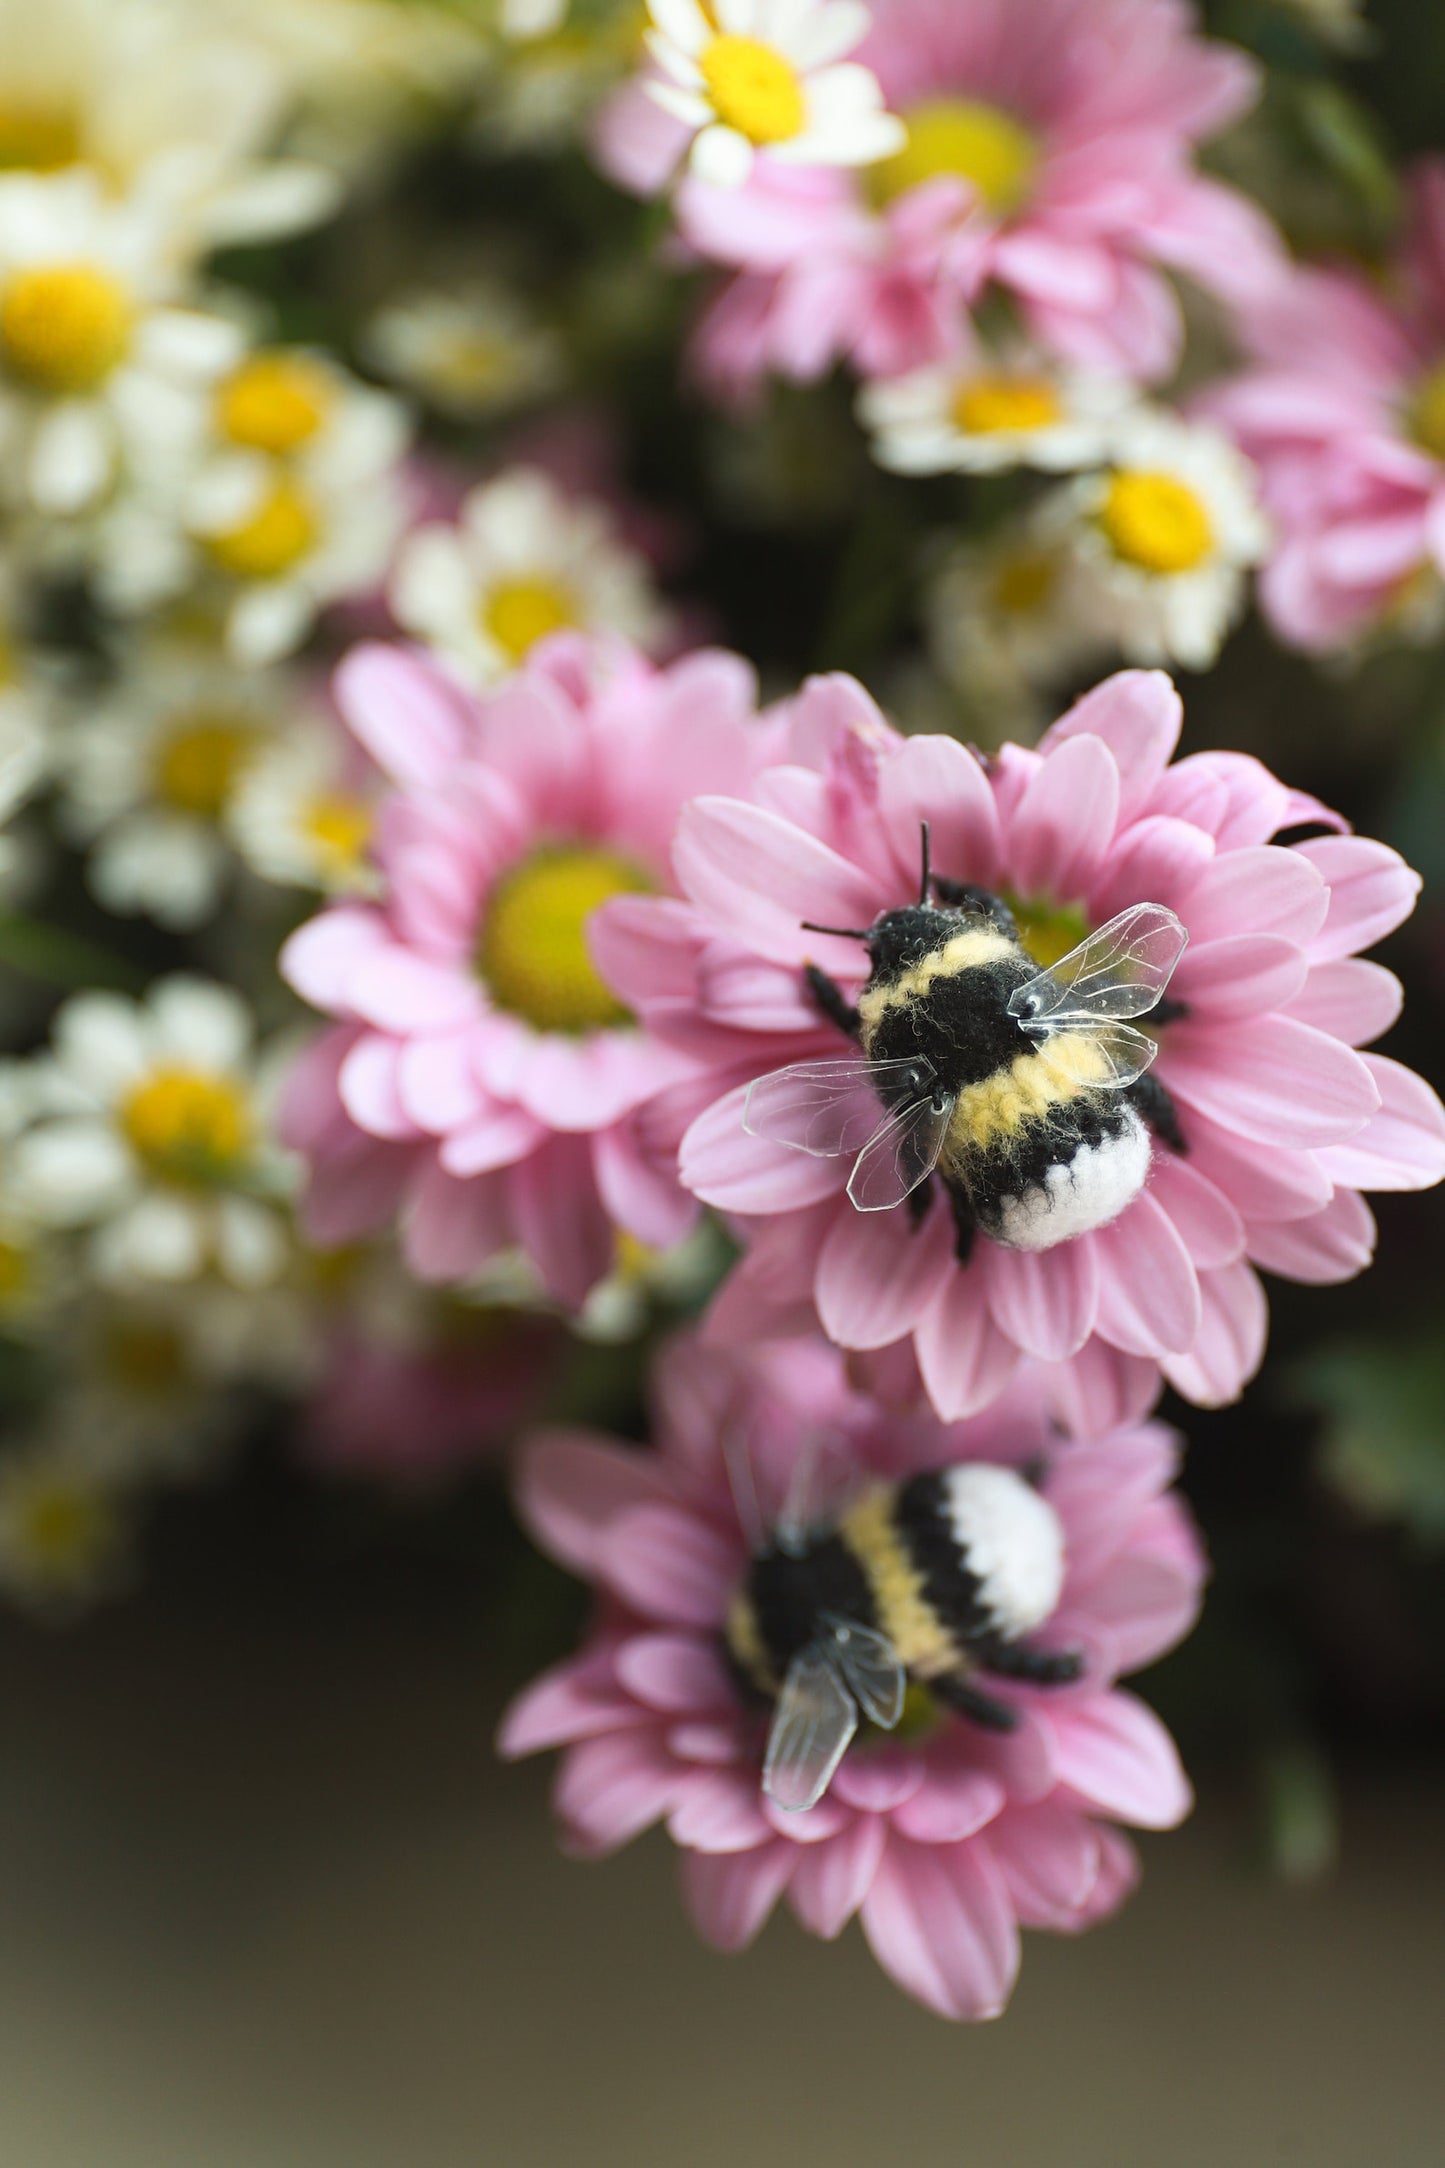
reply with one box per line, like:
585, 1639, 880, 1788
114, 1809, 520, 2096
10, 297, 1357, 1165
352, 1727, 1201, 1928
0, 0, 1443, 2156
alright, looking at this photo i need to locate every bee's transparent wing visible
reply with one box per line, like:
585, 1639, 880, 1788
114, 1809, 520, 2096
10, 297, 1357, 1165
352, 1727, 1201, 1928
847, 1090, 956, 1211
1008, 903, 1188, 1029
743, 1057, 937, 1159
775, 1431, 860, 1558
1031, 1021, 1162, 1091
822, 1615, 906, 1729
763, 1645, 859, 1814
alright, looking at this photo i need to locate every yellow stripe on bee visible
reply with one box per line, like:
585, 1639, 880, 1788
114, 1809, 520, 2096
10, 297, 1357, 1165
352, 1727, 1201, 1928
725, 1589, 777, 1696
857, 926, 1017, 1036
944, 1032, 1113, 1158
840, 1489, 958, 1681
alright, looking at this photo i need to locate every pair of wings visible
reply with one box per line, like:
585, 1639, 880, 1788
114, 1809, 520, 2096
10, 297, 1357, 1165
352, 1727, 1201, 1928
743, 902, 1188, 1214
764, 1615, 907, 1814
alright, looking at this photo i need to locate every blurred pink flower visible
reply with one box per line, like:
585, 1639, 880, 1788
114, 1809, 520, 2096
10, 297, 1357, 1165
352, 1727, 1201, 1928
656, 0, 1280, 400
499, 1332, 1201, 2022
596, 667, 1445, 1424
280, 637, 776, 1304
1203, 161, 1445, 651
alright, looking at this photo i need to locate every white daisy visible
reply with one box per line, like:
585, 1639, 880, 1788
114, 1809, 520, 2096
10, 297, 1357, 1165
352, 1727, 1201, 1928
53, 640, 298, 928
97, 343, 411, 665
0, 1437, 133, 1617
390, 466, 671, 688
924, 520, 1111, 742
363, 280, 564, 420
576, 1221, 727, 1343
9, 976, 296, 1291
859, 352, 1134, 477
644, 0, 904, 189
0, 0, 338, 255
0, 168, 244, 516
1050, 409, 1269, 671
227, 710, 380, 898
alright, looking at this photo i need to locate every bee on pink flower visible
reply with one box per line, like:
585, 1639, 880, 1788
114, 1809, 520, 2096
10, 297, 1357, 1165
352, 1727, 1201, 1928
500, 1332, 1202, 2023
595, 667, 1445, 1426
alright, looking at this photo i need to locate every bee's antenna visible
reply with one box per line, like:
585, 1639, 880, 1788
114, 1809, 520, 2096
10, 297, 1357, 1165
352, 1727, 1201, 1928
918, 820, 932, 906
801, 921, 870, 940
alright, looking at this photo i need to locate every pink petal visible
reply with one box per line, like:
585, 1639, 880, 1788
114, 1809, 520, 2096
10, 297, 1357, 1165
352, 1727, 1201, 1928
615, 1632, 735, 1716
1006, 734, 1121, 904
912, 1270, 1021, 1420
1297, 836, 1422, 961
592, 1120, 695, 1249
788, 1817, 887, 1940
1169, 934, 1308, 1019
680, 1084, 849, 1213
1050, 1691, 1192, 1829
1248, 1187, 1376, 1284
600, 1503, 740, 1628
988, 1803, 1101, 1928
1084, 815, 1214, 927
401, 1158, 508, 1281
1040, 670, 1182, 823
1286, 959, 1402, 1047
815, 1192, 954, 1349
510, 1133, 615, 1307
438, 1102, 546, 1177
349, 948, 479, 1034
497, 1651, 637, 1757
555, 1729, 678, 1856
281, 906, 386, 1016
985, 1240, 1100, 1363
1092, 1191, 1201, 1355
516, 1428, 674, 1578
1043, 1340, 1163, 1437
339, 1031, 422, 1140
1052, 1431, 1182, 1590
1314, 1053, 1445, 1192
397, 1031, 487, 1134
587, 894, 702, 1015
1179, 1105, 1332, 1224
1146, 1153, 1246, 1270
668, 1767, 775, 1853
860, 1834, 1020, 2023
1179, 846, 1328, 946
1069, 1825, 1140, 1930
1164, 1017, 1380, 1148
1160, 1259, 1268, 1406
673, 796, 879, 974
334, 642, 475, 788
681, 1843, 795, 1952
829, 1749, 924, 1815
878, 734, 1002, 893
891, 1764, 1006, 1845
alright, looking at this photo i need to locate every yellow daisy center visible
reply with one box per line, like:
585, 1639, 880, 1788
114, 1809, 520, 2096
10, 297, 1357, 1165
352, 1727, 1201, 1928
699, 34, 807, 146
205, 480, 319, 580
14, 1481, 110, 1573
301, 791, 374, 877
482, 575, 579, 663
991, 548, 1057, 616
216, 351, 334, 455
477, 844, 654, 1034
0, 101, 81, 172
951, 373, 1062, 437
1007, 896, 1090, 969
0, 261, 134, 394
1098, 470, 1215, 576
121, 1067, 253, 1184
154, 714, 256, 819
870, 98, 1039, 214
1409, 358, 1445, 463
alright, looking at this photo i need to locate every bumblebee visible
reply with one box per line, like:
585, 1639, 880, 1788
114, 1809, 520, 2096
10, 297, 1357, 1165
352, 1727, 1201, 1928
743, 823, 1189, 1259
726, 1459, 1081, 1813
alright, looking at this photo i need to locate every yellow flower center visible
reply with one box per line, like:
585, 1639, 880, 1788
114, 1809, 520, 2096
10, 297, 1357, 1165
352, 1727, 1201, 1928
104, 1320, 188, 1393
477, 844, 654, 1034
482, 575, 579, 663
870, 97, 1039, 213
14, 1481, 109, 1574
0, 101, 81, 172
120, 1067, 253, 1184
154, 715, 256, 819
991, 548, 1057, 616
215, 351, 334, 455
699, 33, 807, 146
205, 480, 318, 580
1098, 470, 1215, 576
302, 791, 375, 877
951, 373, 1062, 437
0, 261, 134, 394
1409, 358, 1445, 463
1008, 896, 1090, 969
613, 1230, 658, 1282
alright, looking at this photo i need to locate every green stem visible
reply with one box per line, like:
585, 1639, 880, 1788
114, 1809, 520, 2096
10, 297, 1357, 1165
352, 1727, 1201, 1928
0, 911, 147, 995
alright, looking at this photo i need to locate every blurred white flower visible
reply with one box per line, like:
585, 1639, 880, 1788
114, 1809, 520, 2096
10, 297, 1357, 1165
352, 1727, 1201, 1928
10, 977, 295, 1290
859, 353, 1134, 477
227, 710, 380, 898
364, 282, 564, 421
391, 466, 670, 688
0, 169, 244, 516
0, 1438, 133, 1618
924, 521, 1110, 741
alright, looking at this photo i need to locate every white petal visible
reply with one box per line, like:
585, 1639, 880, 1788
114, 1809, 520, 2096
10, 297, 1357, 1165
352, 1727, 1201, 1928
135, 310, 246, 378
28, 404, 112, 514
52, 995, 151, 1101
11, 1122, 135, 1223
214, 1195, 288, 1288
148, 977, 253, 1072
690, 124, 755, 188
95, 1195, 206, 1284
227, 583, 312, 666
649, 0, 713, 55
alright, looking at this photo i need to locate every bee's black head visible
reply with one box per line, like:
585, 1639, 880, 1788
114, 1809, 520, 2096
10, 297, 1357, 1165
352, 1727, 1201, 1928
864, 903, 957, 984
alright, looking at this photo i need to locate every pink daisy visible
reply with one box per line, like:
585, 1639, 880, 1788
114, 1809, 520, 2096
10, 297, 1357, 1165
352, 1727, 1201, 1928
499, 1331, 1202, 2022
594, 667, 1445, 1426
1202, 160, 1445, 651
657, 0, 1281, 400
279, 636, 775, 1305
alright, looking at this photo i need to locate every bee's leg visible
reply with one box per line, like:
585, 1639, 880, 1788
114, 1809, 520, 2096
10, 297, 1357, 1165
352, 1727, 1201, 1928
944, 1178, 977, 1267
980, 1639, 1085, 1687
804, 962, 862, 1042
907, 1175, 934, 1232
1128, 1070, 1187, 1154
930, 878, 1017, 937
1150, 996, 1190, 1028
931, 1673, 1019, 1732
